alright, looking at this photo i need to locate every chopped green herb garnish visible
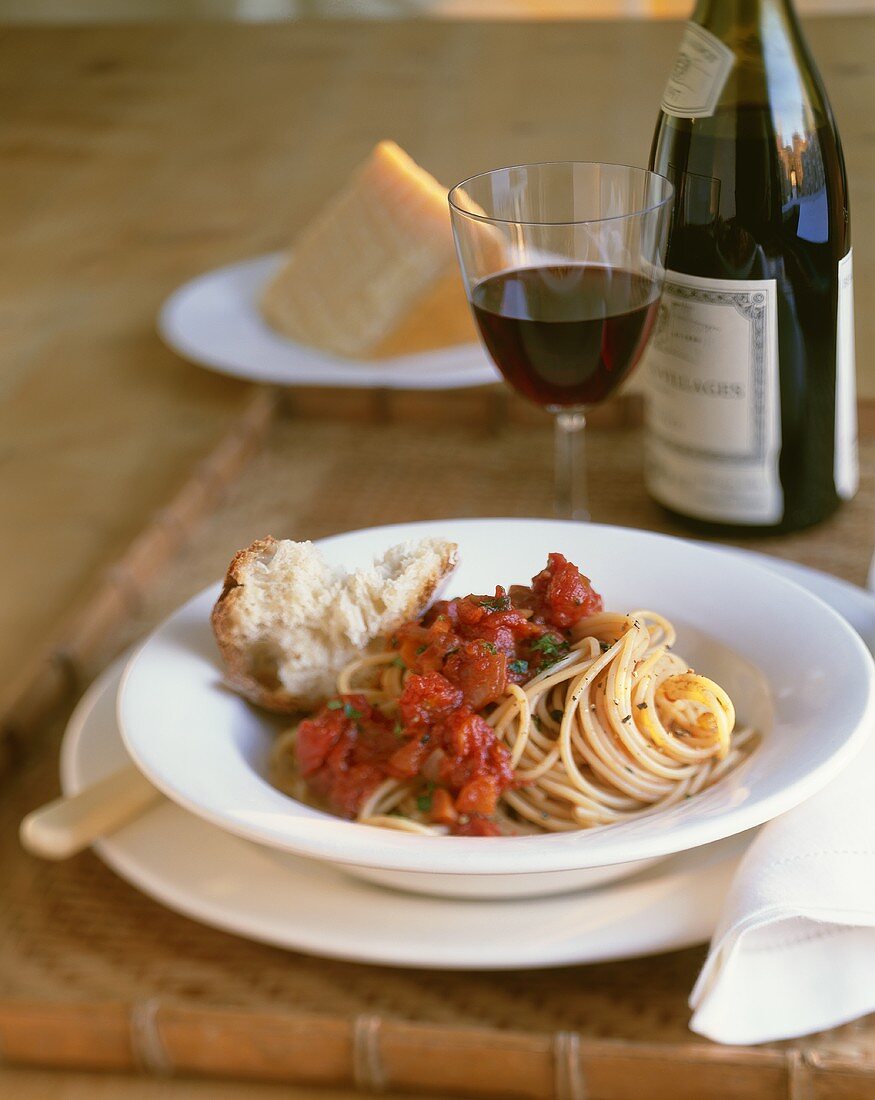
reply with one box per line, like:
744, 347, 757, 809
393, 721, 405, 737
416, 781, 436, 812
530, 634, 569, 667
328, 699, 362, 722
392, 656, 407, 669
508, 659, 529, 676
481, 641, 498, 654
415, 644, 428, 655
479, 593, 511, 612
599, 641, 612, 653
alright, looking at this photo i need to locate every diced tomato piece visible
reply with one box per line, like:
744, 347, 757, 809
396, 616, 459, 674
295, 708, 349, 777
394, 621, 429, 671
422, 599, 460, 627
438, 707, 488, 761
437, 709, 514, 796
457, 597, 487, 626
399, 672, 463, 728
429, 787, 458, 826
455, 774, 499, 816
325, 763, 386, 818
443, 641, 507, 709
453, 814, 503, 837
295, 695, 397, 817
530, 552, 603, 628
488, 736, 516, 780
440, 724, 465, 764
387, 735, 432, 779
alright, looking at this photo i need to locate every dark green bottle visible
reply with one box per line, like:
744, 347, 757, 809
645, 0, 857, 534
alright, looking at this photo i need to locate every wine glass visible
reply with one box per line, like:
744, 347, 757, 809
449, 162, 674, 521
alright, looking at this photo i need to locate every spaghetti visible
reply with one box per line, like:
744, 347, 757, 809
271, 554, 756, 836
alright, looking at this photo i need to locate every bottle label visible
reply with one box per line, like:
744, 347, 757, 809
835, 248, 858, 500
644, 270, 783, 524
661, 22, 735, 119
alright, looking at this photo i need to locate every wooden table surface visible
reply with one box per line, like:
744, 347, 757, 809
1, 16, 873, 1099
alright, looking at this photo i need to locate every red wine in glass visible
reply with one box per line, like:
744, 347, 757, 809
471, 264, 661, 408
449, 162, 673, 520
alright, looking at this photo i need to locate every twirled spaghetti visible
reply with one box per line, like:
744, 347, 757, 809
271, 554, 756, 836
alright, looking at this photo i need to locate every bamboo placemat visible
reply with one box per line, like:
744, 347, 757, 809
2, 395, 874, 1097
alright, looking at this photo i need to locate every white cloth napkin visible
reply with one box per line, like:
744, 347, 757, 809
689, 726, 875, 1044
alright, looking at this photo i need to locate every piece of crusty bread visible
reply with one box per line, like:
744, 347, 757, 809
211, 536, 458, 713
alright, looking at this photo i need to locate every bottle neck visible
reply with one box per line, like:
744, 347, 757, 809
692, 0, 802, 38
689, 0, 823, 114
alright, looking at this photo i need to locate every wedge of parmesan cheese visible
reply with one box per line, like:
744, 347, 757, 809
261, 141, 488, 360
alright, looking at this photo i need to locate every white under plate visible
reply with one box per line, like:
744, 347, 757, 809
63, 656, 750, 968
62, 551, 874, 969
158, 253, 501, 390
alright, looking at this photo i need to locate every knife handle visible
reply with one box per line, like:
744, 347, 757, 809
20, 765, 161, 860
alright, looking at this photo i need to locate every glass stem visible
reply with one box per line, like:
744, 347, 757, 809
553, 408, 589, 521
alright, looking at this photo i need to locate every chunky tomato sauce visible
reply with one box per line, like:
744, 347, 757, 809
295, 553, 602, 835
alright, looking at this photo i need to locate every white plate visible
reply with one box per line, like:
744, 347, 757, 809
117, 519, 875, 891
158, 253, 500, 390
64, 552, 875, 968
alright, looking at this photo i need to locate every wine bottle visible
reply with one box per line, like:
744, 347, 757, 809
644, 0, 857, 533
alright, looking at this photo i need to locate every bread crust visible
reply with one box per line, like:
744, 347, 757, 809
211, 536, 457, 715
211, 537, 295, 711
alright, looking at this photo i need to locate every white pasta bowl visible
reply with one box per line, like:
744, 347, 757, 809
118, 519, 875, 900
